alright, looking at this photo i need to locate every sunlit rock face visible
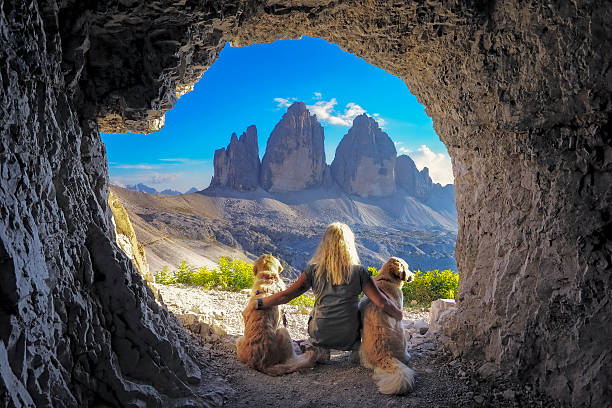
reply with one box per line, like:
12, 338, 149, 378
260, 102, 326, 192
211, 125, 260, 191
2, 0, 611, 406
331, 114, 396, 197
109, 191, 152, 281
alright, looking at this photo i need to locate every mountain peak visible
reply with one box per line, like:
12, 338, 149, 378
331, 115, 396, 197
210, 126, 260, 191
286, 101, 308, 115
260, 103, 326, 192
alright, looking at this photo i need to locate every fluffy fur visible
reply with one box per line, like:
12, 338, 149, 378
359, 257, 416, 394
236, 254, 315, 376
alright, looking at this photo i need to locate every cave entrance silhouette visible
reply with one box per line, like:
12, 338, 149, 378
2, 1, 609, 406
94, 4, 610, 404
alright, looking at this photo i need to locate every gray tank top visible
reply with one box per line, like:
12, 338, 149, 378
304, 264, 371, 350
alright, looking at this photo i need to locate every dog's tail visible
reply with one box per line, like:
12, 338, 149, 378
372, 357, 415, 395
261, 350, 316, 376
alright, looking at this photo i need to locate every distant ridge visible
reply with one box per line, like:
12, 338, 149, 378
124, 183, 199, 195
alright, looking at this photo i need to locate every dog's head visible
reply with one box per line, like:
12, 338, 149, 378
378, 257, 414, 288
252, 254, 282, 282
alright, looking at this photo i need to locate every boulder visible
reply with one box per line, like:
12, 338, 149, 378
430, 299, 457, 331
331, 114, 396, 197
260, 102, 326, 192
210, 125, 260, 191
414, 319, 430, 335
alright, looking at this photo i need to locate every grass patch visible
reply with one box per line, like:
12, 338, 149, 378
368, 266, 458, 306
288, 293, 315, 308
154, 257, 254, 291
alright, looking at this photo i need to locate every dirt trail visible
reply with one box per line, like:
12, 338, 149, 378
157, 285, 563, 408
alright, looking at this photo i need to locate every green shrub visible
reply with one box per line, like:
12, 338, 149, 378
154, 265, 175, 285
289, 293, 315, 308
402, 269, 458, 306
368, 266, 379, 277
154, 257, 254, 291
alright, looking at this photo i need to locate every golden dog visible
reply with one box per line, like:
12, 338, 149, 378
236, 254, 315, 376
359, 257, 415, 394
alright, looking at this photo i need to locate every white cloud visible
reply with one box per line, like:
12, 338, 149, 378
306, 97, 367, 127
410, 145, 454, 186
109, 178, 125, 187
111, 163, 156, 170
272, 93, 386, 128
158, 158, 211, 165
274, 97, 294, 109
394, 141, 412, 155
372, 113, 386, 128
148, 172, 179, 184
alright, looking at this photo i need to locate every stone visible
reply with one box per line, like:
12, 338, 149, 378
414, 319, 429, 335
211, 322, 228, 337
210, 125, 260, 191
331, 114, 397, 197
260, 102, 326, 192
429, 299, 457, 331
502, 390, 516, 400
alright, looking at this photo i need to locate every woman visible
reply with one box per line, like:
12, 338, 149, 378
247, 222, 403, 355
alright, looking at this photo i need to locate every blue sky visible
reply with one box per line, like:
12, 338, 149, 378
102, 37, 453, 192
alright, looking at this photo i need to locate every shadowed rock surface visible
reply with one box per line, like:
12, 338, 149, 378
211, 125, 260, 191
260, 102, 326, 192
1, 0, 610, 407
331, 114, 397, 197
396, 155, 434, 201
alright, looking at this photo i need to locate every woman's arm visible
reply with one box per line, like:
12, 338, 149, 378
363, 278, 403, 320
246, 272, 312, 311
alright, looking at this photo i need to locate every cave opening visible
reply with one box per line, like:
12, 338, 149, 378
102, 37, 459, 281
2, 1, 610, 406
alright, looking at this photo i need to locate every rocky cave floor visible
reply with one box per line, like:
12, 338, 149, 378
155, 285, 567, 407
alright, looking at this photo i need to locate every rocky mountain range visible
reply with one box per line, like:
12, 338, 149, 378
111, 102, 457, 277
126, 183, 199, 195
209, 101, 454, 205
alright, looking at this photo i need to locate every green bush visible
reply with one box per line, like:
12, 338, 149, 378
154, 256, 254, 291
289, 293, 315, 308
368, 266, 379, 277
154, 265, 175, 285
402, 269, 458, 306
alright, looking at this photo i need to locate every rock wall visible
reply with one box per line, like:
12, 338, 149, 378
108, 191, 152, 281
0, 0, 224, 406
260, 102, 326, 192
210, 125, 260, 191
331, 114, 397, 197
1, 0, 610, 406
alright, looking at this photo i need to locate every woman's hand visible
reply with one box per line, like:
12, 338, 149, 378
363, 278, 403, 321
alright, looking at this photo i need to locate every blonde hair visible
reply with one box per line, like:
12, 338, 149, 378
310, 222, 360, 285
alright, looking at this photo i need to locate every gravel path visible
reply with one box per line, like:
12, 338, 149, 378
155, 284, 563, 408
